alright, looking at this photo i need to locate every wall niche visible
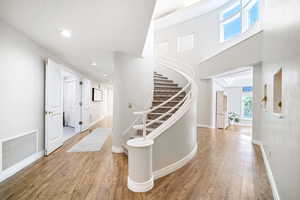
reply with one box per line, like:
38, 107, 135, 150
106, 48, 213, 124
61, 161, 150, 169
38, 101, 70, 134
273, 68, 282, 114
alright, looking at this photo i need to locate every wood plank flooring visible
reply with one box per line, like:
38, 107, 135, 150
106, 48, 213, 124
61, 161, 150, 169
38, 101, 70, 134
0, 119, 273, 200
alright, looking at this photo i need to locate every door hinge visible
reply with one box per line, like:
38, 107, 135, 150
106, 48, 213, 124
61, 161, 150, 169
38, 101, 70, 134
79, 121, 83, 125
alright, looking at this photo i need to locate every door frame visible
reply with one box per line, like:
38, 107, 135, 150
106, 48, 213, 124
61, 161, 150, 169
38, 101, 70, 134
61, 70, 83, 138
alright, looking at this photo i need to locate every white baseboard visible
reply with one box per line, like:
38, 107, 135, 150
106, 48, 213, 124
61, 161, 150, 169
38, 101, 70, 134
197, 124, 214, 129
112, 145, 124, 153
253, 141, 280, 200
127, 176, 154, 192
0, 151, 44, 183
153, 143, 198, 180
197, 124, 209, 128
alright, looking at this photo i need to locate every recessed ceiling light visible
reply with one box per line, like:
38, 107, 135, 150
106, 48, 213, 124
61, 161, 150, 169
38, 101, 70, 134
103, 74, 108, 77
59, 29, 72, 38
91, 62, 97, 66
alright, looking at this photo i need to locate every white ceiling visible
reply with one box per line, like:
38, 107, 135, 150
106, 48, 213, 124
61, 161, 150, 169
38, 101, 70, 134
0, 0, 156, 81
154, 0, 231, 30
214, 67, 253, 87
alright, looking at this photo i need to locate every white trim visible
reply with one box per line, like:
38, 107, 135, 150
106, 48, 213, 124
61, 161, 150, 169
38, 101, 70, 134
153, 143, 198, 180
112, 146, 124, 153
0, 129, 39, 172
127, 176, 154, 193
252, 141, 280, 200
127, 138, 153, 148
0, 129, 39, 143
197, 124, 214, 129
197, 124, 210, 128
0, 151, 44, 183
220, 1, 241, 21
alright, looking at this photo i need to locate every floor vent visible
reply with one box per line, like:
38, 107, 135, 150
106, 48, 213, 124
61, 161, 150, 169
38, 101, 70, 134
1, 130, 38, 171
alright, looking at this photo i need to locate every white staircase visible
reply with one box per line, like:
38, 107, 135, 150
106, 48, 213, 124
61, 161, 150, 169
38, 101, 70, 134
122, 57, 198, 192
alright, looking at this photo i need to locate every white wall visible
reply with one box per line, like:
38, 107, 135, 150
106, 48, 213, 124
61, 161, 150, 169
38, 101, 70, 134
90, 82, 113, 123
155, 0, 263, 126
0, 20, 104, 153
112, 52, 154, 149
154, 0, 262, 67
197, 79, 212, 127
252, 0, 300, 198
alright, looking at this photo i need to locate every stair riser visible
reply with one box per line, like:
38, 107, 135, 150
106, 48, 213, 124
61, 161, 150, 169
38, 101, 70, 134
136, 130, 151, 136
154, 91, 186, 95
147, 123, 161, 129
154, 83, 178, 87
153, 96, 184, 101
154, 79, 173, 83
152, 107, 178, 113
154, 76, 168, 80
152, 101, 180, 107
147, 114, 171, 120
154, 87, 181, 91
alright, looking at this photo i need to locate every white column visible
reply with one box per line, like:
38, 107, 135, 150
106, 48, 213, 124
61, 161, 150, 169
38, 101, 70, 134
127, 138, 154, 192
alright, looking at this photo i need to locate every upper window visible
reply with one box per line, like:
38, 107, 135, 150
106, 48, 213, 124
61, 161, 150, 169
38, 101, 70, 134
220, 0, 259, 42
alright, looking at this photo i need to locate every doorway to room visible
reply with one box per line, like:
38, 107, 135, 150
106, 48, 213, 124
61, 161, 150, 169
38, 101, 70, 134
62, 70, 82, 142
212, 67, 253, 138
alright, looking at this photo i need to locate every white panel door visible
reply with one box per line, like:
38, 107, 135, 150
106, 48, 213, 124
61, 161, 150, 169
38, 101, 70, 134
81, 79, 91, 130
45, 59, 63, 155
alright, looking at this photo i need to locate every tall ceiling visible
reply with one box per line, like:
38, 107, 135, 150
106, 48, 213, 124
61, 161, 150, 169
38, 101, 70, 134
0, 0, 156, 81
214, 68, 253, 87
154, 0, 203, 19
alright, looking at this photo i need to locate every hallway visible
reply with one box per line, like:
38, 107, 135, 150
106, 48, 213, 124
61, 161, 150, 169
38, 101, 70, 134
0, 118, 273, 200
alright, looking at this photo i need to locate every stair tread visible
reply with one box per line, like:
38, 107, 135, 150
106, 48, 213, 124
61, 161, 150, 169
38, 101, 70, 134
149, 112, 173, 115
154, 94, 185, 97
155, 86, 181, 88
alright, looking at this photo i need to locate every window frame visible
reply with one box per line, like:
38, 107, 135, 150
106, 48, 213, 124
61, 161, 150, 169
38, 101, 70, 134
244, 0, 259, 30
220, 0, 259, 42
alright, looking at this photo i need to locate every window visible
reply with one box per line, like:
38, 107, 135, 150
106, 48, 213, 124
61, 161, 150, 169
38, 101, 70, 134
241, 86, 253, 119
247, 1, 259, 27
222, 3, 241, 20
273, 68, 282, 114
223, 15, 242, 41
220, 0, 259, 42
177, 34, 194, 52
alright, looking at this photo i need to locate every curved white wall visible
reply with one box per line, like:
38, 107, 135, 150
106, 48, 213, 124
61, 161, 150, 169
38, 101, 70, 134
152, 100, 198, 173
112, 52, 154, 150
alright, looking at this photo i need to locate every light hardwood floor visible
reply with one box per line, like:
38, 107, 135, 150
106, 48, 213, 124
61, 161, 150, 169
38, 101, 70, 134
0, 119, 273, 200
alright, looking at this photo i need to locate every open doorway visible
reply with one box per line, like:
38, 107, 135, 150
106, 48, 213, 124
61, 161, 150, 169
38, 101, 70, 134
62, 71, 81, 142
212, 67, 253, 138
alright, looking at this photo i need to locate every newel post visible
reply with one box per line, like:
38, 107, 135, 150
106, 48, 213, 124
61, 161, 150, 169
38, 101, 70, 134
127, 138, 154, 192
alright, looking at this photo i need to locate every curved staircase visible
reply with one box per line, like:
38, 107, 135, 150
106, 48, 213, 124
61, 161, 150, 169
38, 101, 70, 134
135, 72, 186, 136
123, 58, 198, 193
